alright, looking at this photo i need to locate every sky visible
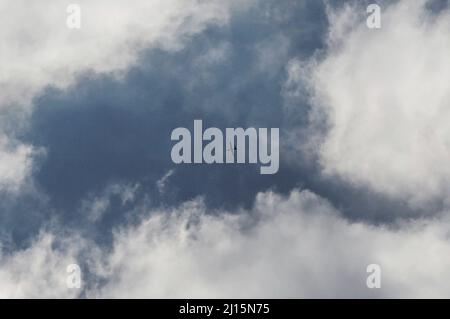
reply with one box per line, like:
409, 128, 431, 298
1, 0, 450, 298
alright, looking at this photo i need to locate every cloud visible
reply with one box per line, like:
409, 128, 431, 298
80, 183, 139, 222
294, 0, 450, 207
156, 169, 175, 195
90, 189, 450, 298
2, 188, 450, 298
0, 0, 249, 109
0, 136, 34, 193
0, 232, 82, 298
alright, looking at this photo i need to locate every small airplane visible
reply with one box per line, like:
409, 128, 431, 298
227, 142, 237, 155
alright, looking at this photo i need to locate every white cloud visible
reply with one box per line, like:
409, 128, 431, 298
0, 0, 249, 109
0, 136, 34, 193
3, 188, 450, 298
0, 233, 82, 298
294, 0, 450, 207
89, 190, 450, 298
156, 169, 175, 194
